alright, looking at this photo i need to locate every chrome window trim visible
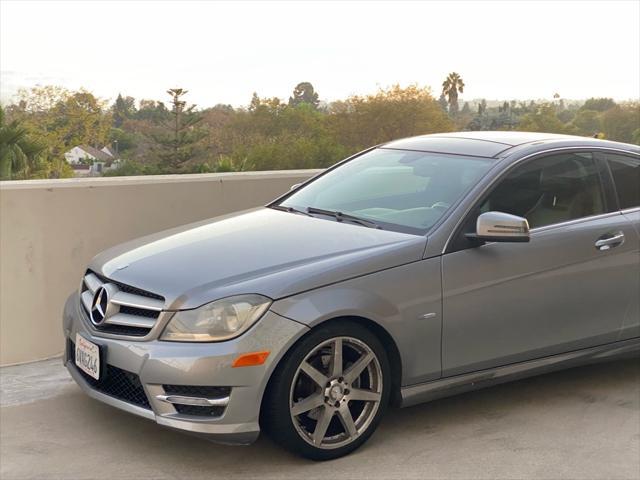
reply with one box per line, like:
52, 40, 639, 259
621, 206, 640, 214
442, 146, 640, 254
528, 211, 623, 234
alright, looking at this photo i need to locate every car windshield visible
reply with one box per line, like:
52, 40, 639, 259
278, 148, 494, 234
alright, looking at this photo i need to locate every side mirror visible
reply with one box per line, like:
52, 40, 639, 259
467, 211, 530, 243
290, 183, 301, 191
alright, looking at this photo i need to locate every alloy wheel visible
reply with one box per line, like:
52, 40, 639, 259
289, 336, 383, 450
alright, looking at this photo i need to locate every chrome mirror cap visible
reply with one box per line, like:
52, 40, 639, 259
472, 211, 530, 243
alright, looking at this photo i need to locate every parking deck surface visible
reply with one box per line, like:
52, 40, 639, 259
1, 358, 638, 480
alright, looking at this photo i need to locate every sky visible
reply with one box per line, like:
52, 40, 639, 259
1, 0, 639, 108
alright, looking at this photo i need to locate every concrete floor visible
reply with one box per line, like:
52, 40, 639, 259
0, 358, 638, 480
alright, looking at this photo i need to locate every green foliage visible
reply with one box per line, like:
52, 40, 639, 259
109, 127, 136, 153
4, 81, 639, 181
581, 97, 617, 112
150, 89, 208, 172
112, 94, 136, 128
0, 106, 47, 179
215, 155, 252, 172
12, 86, 111, 164
516, 103, 578, 134
135, 100, 171, 123
102, 160, 162, 177
572, 109, 601, 135
601, 104, 640, 144
328, 85, 454, 151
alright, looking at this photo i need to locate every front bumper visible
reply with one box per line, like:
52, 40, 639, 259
62, 292, 308, 445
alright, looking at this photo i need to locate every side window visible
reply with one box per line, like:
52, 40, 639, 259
480, 152, 605, 229
605, 153, 640, 209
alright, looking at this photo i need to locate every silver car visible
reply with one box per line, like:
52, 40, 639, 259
63, 131, 640, 460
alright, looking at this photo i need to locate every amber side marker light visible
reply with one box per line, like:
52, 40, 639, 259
232, 351, 270, 368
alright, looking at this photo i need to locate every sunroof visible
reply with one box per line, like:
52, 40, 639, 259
382, 136, 510, 158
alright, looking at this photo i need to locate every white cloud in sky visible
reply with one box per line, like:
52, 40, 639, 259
1, 0, 639, 107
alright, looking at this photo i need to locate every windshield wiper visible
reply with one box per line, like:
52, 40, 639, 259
269, 205, 314, 217
306, 207, 382, 229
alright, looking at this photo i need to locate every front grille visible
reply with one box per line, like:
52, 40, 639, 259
92, 271, 164, 301
69, 340, 151, 409
93, 324, 150, 337
80, 270, 165, 337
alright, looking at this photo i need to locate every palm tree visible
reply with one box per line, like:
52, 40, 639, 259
0, 107, 46, 180
441, 72, 465, 116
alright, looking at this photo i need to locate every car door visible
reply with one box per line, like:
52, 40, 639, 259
599, 151, 640, 340
440, 150, 638, 377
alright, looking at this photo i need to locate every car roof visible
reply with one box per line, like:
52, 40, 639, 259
382, 131, 639, 158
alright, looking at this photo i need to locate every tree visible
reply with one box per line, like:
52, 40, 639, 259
581, 97, 617, 112
477, 99, 487, 116
438, 93, 448, 112
0, 106, 46, 179
601, 103, 639, 143
572, 109, 602, 136
441, 72, 465, 116
328, 84, 454, 151
288, 82, 320, 109
10, 86, 110, 177
52, 91, 112, 149
150, 88, 207, 172
516, 103, 577, 135
112, 94, 136, 128
135, 100, 170, 122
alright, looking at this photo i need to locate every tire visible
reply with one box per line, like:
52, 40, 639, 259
261, 321, 391, 460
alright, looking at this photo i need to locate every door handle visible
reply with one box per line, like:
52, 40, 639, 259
595, 232, 625, 251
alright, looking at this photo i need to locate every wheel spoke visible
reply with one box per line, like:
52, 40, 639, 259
301, 362, 329, 387
291, 336, 384, 450
338, 405, 357, 438
330, 338, 343, 377
344, 352, 374, 384
291, 393, 325, 416
313, 406, 333, 445
349, 388, 381, 402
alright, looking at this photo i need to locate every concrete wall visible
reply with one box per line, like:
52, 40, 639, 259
0, 170, 319, 366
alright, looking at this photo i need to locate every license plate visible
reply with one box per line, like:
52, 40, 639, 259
75, 333, 100, 380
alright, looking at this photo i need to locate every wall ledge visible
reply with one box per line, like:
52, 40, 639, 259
0, 169, 322, 190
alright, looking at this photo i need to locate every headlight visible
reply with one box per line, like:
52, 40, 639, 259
160, 294, 271, 342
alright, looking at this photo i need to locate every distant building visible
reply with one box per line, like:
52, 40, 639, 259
64, 145, 120, 176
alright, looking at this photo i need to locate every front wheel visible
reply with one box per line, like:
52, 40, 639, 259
262, 322, 391, 460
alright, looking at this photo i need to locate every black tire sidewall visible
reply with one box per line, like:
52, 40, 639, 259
261, 321, 391, 461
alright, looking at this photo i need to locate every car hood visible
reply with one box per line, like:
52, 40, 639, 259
90, 207, 427, 310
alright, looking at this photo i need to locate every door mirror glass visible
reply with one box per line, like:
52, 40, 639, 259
471, 211, 530, 242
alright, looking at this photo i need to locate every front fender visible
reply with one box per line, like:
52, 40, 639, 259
271, 258, 443, 385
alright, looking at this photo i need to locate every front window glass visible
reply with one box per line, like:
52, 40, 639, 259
480, 152, 605, 229
279, 148, 493, 233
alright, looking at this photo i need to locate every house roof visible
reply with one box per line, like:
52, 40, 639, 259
101, 146, 117, 157
78, 145, 113, 162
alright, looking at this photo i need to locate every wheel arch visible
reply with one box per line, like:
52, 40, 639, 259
260, 314, 403, 423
